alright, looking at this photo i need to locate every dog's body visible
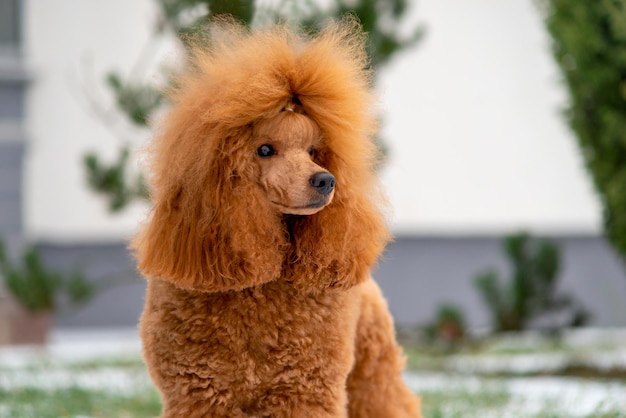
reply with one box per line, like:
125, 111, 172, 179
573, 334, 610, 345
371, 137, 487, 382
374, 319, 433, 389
134, 18, 422, 417
142, 277, 418, 417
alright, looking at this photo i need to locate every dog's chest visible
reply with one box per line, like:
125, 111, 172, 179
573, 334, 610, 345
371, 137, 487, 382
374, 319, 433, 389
143, 279, 360, 388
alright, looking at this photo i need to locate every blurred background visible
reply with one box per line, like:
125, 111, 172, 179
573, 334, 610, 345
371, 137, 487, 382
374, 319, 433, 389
1, 0, 625, 342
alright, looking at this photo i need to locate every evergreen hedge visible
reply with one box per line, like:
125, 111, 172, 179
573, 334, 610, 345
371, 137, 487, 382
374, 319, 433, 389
539, 0, 626, 266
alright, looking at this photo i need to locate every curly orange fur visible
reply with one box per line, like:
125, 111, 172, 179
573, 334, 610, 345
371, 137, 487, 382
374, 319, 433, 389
132, 17, 421, 417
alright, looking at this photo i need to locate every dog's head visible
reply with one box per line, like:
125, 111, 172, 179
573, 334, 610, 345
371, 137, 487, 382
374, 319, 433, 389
253, 100, 335, 216
131, 18, 390, 293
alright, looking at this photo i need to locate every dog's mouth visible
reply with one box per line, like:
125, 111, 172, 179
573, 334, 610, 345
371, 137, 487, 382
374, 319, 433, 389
271, 198, 331, 215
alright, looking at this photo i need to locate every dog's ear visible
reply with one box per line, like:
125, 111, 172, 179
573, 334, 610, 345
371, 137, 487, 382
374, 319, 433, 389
131, 125, 289, 292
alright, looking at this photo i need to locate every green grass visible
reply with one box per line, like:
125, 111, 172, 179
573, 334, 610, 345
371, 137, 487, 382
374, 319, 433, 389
60, 356, 147, 371
421, 387, 511, 417
0, 386, 161, 418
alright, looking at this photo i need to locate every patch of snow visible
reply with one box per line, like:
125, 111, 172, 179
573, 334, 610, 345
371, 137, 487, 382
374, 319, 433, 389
505, 377, 626, 416
404, 372, 626, 417
0, 328, 149, 395
0, 367, 151, 394
445, 349, 626, 375
0, 327, 142, 369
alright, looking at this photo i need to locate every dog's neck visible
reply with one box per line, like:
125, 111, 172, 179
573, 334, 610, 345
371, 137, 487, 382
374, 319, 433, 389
283, 214, 303, 244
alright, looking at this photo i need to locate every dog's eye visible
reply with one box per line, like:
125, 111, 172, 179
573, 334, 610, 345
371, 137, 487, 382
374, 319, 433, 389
307, 146, 314, 156
257, 144, 275, 158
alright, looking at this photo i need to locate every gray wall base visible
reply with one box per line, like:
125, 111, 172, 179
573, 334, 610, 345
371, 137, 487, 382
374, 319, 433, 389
36, 235, 626, 330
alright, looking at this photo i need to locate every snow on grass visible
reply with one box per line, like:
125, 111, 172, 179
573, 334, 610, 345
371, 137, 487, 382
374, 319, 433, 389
405, 372, 626, 418
0, 327, 625, 417
0, 328, 142, 368
0, 328, 150, 394
444, 349, 626, 375
403, 328, 626, 417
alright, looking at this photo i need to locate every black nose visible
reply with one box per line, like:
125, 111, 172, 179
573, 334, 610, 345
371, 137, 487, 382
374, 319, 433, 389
309, 172, 336, 196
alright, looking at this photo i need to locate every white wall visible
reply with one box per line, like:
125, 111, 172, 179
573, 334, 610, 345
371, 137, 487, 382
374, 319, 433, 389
22, 0, 601, 242
23, 0, 157, 242
378, 0, 601, 235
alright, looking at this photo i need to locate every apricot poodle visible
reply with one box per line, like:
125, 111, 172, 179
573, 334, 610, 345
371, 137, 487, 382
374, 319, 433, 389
132, 17, 422, 418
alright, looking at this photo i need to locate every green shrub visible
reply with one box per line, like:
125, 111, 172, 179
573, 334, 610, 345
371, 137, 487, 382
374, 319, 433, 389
474, 232, 589, 332
0, 239, 95, 313
425, 304, 467, 349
